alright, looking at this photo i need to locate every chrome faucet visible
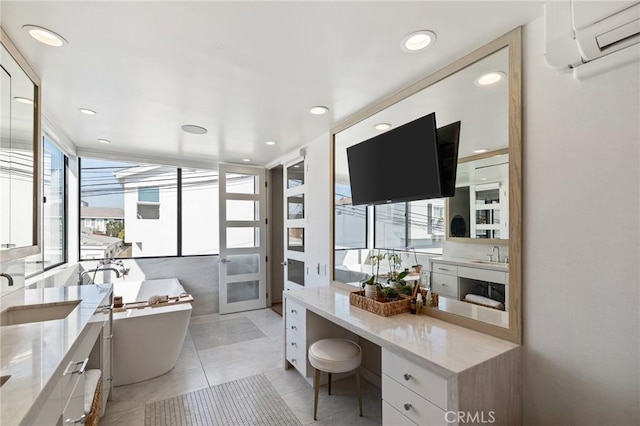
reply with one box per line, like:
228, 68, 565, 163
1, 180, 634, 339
78, 268, 121, 285
0, 273, 13, 286
492, 246, 500, 263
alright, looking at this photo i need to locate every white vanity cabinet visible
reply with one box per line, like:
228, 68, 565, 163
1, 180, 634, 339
430, 262, 459, 298
28, 291, 113, 425
382, 349, 448, 426
285, 297, 307, 376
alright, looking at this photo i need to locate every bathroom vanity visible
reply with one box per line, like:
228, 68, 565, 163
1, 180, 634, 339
283, 283, 521, 426
0, 284, 113, 425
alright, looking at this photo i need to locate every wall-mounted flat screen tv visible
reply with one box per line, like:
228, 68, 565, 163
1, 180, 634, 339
347, 112, 460, 206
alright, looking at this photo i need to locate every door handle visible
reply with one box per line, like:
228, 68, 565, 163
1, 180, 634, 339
220, 258, 233, 263
281, 261, 287, 266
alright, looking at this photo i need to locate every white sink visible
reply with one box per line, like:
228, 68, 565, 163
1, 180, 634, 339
0, 301, 81, 326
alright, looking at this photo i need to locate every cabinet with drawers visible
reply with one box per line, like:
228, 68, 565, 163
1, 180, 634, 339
382, 348, 448, 426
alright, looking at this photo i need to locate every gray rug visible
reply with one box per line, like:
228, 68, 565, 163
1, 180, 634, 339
145, 374, 302, 426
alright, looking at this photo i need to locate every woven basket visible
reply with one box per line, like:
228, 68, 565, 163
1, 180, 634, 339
85, 375, 102, 426
349, 291, 411, 317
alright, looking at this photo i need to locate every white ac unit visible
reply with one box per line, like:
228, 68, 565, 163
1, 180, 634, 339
544, 0, 640, 80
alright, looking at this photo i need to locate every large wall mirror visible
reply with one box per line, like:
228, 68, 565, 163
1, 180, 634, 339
331, 28, 521, 343
0, 28, 41, 262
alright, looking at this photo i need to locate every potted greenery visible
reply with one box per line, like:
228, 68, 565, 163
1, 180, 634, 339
362, 250, 385, 298
383, 287, 399, 301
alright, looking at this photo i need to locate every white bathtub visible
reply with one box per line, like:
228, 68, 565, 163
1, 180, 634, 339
112, 278, 192, 386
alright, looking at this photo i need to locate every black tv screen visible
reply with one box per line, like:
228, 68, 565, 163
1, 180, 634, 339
347, 112, 460, 206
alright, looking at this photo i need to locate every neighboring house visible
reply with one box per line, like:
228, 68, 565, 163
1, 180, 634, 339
80, 231, 126, 259
80, 206, 124, 235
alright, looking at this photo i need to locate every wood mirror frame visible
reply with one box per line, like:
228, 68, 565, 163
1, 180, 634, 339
330, 28, 522, 343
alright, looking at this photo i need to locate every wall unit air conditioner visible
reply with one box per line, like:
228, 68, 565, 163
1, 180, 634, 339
545, 0, 640, 80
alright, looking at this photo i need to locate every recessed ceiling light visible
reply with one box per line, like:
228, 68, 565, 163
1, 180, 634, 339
265, 141, 276, 146
374, 123, 392, 131
13, 97, 33, 105
181, 124, 208, 135
474, 149, 488, 154
401, 30, 436, 52
480, 177, 488, 181
97, 139, 110, 144
22, 25, 67, 47
475, 71, 506, 86
309, 106, 329, 115
79, 108, 97, 115
242, 158, 251, 162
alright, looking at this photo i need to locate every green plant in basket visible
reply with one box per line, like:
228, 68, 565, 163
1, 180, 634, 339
383, 287, 399, 300
399, 284, 413, 296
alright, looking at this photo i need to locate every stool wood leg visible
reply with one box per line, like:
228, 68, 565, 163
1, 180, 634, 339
313, 368, 321, 420
328, 372, 332, 395
356, 367, 363, 416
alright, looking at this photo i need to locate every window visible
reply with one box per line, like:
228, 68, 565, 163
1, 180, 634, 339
181, 169, 219, 255
375, 199, 445, 253
334, 184, 367, 249
80, 158, 177, 259
26, 137, 67, 276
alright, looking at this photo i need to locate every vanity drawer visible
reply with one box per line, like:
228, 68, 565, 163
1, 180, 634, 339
382, 375, 447, 426
458, 266, 506, 284
285, 298, 306, 321
431, 262, 457, 276
285, 311, 306, 340
382, 349, 448, 410
382, 401, 417, 426
286, 330, 307, 376
431, 273, 458, 298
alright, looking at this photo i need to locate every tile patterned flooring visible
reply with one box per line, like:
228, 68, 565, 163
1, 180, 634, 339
101, 308, 382, 425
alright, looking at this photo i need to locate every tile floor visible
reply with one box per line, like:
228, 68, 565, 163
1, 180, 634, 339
101, 308, 382, 425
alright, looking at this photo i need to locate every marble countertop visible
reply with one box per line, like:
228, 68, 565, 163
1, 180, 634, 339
0, 284, 112, 425
431, 256, 509, 272
285, 282, 518, 377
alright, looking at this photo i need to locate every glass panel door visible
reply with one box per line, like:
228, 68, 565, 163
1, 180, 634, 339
283, 157, 306, 290
218, 164, 266, 314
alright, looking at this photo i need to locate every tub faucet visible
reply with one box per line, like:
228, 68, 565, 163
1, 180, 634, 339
0, 273, 13, 286
492, 246, 500, 263
79, 268, 120, 285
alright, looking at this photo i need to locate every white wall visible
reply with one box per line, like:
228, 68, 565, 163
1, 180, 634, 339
523, 17, 639, 424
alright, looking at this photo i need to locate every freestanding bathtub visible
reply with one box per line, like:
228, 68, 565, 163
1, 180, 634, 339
112, 278, 192, 386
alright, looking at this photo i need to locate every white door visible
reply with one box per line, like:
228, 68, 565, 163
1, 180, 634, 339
283, 157, 307, 290
218, 163, 267, 314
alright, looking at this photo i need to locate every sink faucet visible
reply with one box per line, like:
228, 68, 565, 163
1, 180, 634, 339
78, 268, 120, 285
0, 273, 13, 286
492, 246, 500, 263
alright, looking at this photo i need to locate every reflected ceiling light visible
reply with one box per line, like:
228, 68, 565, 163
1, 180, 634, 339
474, 149, 488, 154
79, 108, 96, 115
13, 97, 33, 104
475, 71, 506, 86
265, 141, 276, 145
97, 139, 110, 144
309, 106, 329, 115
401, 30, 436, 52
480, 177, 488, 181
181, 124, 207, 135
22, 25, 67, 47
374, 123, 392, 131
242, 158, 251, 162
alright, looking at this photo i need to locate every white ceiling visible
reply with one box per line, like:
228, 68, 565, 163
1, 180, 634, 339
1, 1, 543, 168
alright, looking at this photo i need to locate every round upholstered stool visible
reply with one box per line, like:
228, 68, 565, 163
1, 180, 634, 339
308, 338, 363, 420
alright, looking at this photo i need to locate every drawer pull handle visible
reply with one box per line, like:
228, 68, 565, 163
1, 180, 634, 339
438, 267, 450, 271
403, 373, 412, 381
291, 309, 297, 314
441, 283, 447, 286
63, 358, 89, 375
291, 342, 297, 347
291, 358, 297, 363
404, 403, 412, 411
66, 414, 86, 424
291, 325, 297, 330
